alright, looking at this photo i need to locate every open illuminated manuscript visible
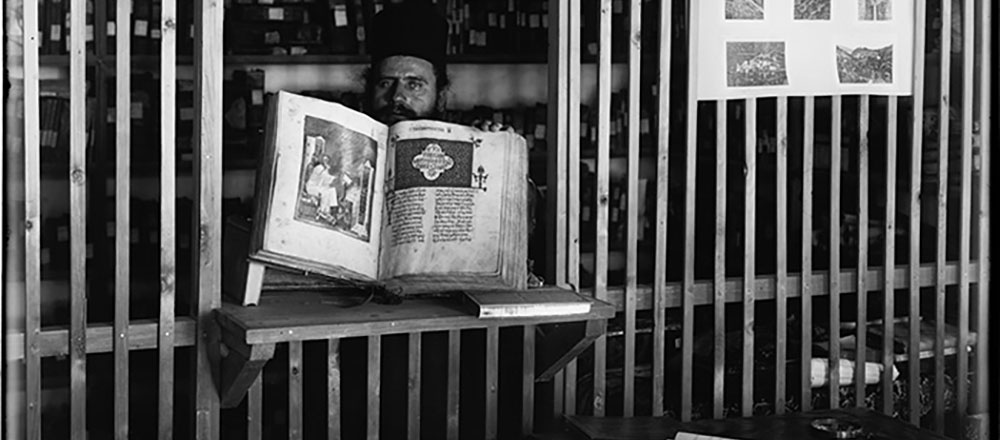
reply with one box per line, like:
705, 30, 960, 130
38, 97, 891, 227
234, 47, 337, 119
242, 91, 527, 304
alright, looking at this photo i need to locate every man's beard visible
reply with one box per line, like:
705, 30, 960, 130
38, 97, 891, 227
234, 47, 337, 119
373, 103, 419, 124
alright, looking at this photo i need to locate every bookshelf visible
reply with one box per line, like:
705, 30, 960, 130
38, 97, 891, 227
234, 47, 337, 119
33, 0, 682, 300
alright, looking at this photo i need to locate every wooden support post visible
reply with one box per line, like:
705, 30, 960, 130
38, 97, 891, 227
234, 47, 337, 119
536, 320, 606, 382
219, 336, 276, 409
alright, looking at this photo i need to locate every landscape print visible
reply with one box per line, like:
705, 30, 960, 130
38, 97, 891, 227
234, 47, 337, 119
836, 44, 893, 83
794, 0, 830, 20
726, 41, 789, 87
725, 0, 764, 19
858, 0, 892, 20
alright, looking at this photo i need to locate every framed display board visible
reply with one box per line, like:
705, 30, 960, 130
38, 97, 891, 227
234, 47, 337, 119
694, 0, 914, 99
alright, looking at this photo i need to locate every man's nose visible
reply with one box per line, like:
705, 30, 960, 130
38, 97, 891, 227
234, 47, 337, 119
391, 83, 407, 103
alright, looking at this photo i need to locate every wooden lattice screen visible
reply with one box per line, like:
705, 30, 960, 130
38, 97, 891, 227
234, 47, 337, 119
2, 0, 991, 438
543, 0, 990, 438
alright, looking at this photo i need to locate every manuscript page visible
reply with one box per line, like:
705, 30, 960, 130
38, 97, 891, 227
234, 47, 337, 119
256, 91, 388, 280
379, 120, 517, 281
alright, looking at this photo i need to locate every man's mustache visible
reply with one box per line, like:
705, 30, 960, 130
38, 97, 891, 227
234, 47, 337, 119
374, 104, 418, 120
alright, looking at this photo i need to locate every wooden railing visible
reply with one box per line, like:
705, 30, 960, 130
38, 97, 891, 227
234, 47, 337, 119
3, 0, 991, 439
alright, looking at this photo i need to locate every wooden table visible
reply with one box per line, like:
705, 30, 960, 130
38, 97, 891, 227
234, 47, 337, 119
566, 408, 950, 440
214, 288, 615, 407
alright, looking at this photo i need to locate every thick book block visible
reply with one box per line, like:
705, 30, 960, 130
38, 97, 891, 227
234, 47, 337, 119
223, 215, 348, 305
464, 290, 591, 318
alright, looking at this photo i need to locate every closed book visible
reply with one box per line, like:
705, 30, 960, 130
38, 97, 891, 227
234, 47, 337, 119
326, 0, 356, 53
132, 0, 152, 54
351, 0, 366, 53
464, 290, 591, 318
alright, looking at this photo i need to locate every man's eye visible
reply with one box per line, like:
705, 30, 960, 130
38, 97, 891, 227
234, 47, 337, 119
377, 79, 394, 89
405, 80, 425, 91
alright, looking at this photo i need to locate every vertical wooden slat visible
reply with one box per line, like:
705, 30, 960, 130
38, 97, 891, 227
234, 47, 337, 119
69, 0, 88, 435
521, 325, 535, 436
594, 0, 611, 298
933, 0, 952, 430
328, 338, 341, 439
485, 327, 499, 440
547, 0, 568, 286
0, 9, 5, 412
828, 95, 842, 409
908, 0, 927, 425
193, 0, 224, 435
591, 0, 612, 418
114, 0, 133, 436
564, 0, 582, 412
955, 0, 975, 423
800, 97, 815, 412
366, 335, 381, 440
0, 4, 4, 392
407, 333, 421, 440
881, 97, 898, 416
158, 0, 178, 438
553, 369, 565, 420
288, 341, 303, 440
741, 98, 757, 417
564, 359, 577, 415
681, 0, 699, 423
623, 0, 641, 419
854, 95, 869, 406
651, 0, 673, 417
568, 0, 581, 290
775, 97, 788, 415
446, 330, 460, 440
22, 0, 42, 436
971, 0, 991, 422
713, 101, 727, 420
247, 375, 263, 440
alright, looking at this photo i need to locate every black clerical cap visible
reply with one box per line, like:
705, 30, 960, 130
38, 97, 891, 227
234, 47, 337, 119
369, 0, 448, 69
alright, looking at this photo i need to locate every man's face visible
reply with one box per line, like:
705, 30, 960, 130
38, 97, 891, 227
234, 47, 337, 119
371, 55, 440, 124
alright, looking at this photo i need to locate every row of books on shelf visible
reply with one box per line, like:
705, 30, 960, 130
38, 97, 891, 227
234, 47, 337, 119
225, 0, 358, 55
222, 0, 663, 57
38, 197, 252, 278
38, 69, 260, 165
38, 199, 192, 277
34, 0, 677, 58
38, 70, 664, 169
577, 166, 655, 247
306, 92, 659, 157
223, 0, 546, 56
37, 0, 197, 56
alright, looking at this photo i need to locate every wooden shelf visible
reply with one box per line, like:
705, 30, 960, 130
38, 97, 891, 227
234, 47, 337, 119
224, 53, 552, 65
37, 53, 660, 68
214, 287, 614, 407
39, 157, 259, 177
39, 53, 555, 67
217, 288, 613, 345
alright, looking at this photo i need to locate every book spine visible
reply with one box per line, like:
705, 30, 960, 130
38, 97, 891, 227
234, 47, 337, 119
132, 0, 151, 55
351, 0, 366, 54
